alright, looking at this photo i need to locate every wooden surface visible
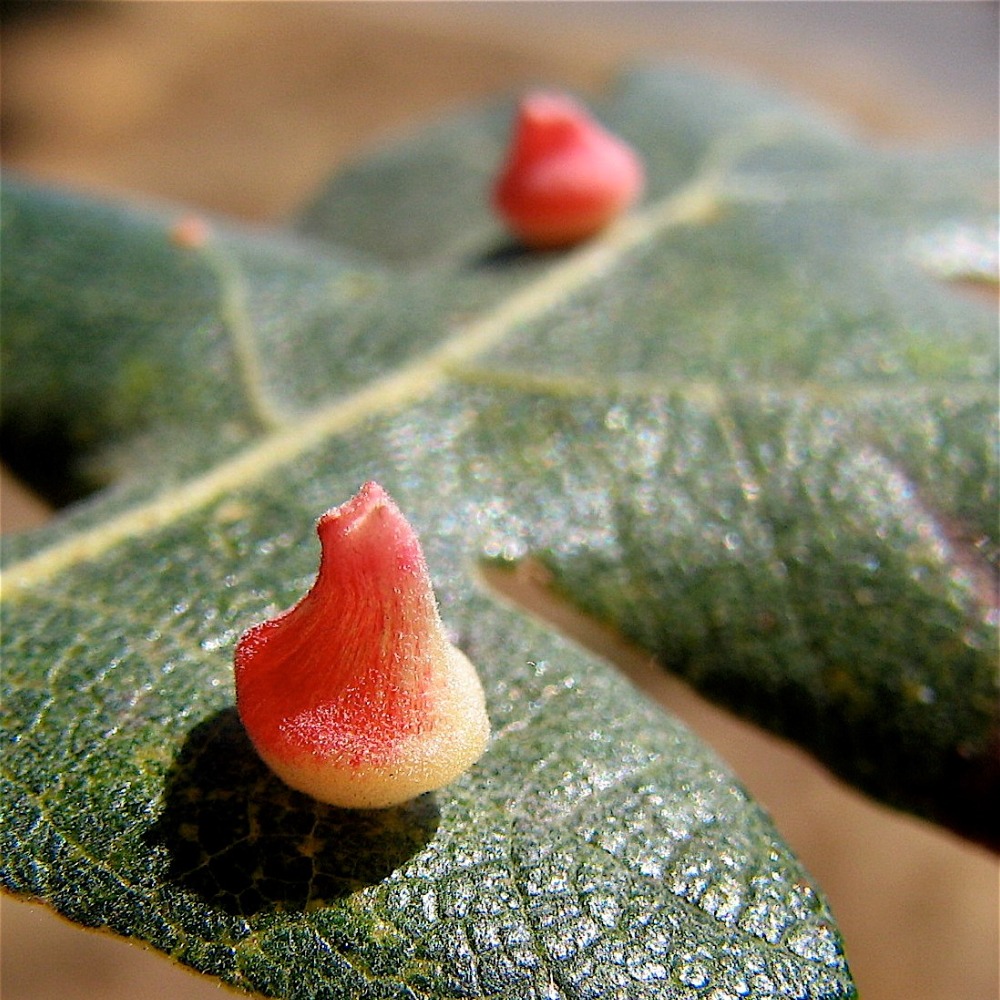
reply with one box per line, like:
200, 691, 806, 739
2, 5, 997, 1000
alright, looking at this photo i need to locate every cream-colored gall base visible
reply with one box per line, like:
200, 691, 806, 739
259, 645, 490, 809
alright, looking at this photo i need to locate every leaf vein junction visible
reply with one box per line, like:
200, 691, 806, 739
1, 170, 721, 600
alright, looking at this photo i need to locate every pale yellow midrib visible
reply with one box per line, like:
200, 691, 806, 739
0, 176, 719, 600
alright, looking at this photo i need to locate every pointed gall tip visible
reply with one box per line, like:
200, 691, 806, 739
234, 482, 490, 808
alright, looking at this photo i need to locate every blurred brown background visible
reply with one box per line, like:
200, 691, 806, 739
1, 4, 997, 1000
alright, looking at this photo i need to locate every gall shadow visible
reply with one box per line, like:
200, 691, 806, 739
146, 708, 439, 917
467, 238, 564, 271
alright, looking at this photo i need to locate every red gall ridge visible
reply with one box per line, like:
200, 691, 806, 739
234, 482, 490, 809
492, 91, 645, 249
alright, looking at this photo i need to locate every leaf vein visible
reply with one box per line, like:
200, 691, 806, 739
1, 165, 721, 600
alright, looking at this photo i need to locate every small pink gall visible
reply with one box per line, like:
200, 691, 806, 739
169, 214, 210, 249
492, 91, 645, 249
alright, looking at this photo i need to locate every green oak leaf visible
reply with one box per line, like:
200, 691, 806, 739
2, 66, 996, 998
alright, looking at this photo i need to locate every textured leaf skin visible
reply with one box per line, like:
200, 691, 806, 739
1, 455, 855, 998
298, 69, 1000, 847
2, 66, 996, 997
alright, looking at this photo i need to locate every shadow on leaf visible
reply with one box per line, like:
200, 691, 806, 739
146, 708, 439, 916
468, 239, 561, 269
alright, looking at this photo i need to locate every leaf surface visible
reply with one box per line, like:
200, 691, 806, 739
2, 68, 997, 998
